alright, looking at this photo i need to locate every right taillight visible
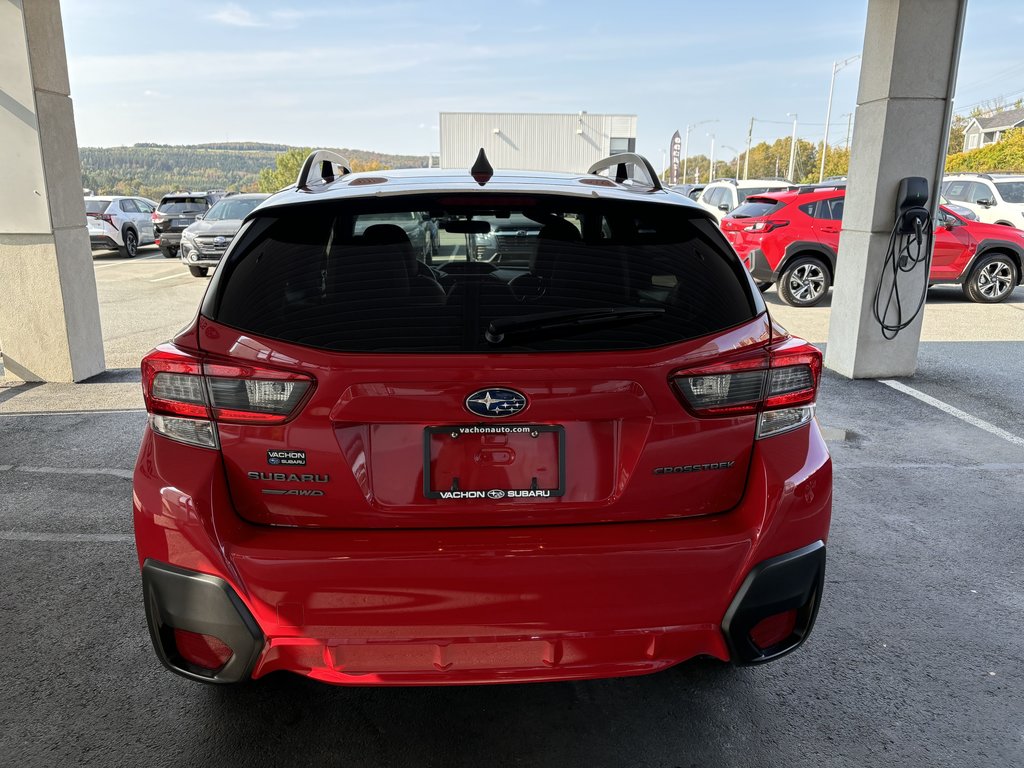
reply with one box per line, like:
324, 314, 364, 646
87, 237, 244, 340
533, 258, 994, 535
141, 345, 314, 449
672, 342, 821, 439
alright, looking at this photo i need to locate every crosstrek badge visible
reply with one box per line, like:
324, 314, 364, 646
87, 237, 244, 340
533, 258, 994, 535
268, 450, 306, 466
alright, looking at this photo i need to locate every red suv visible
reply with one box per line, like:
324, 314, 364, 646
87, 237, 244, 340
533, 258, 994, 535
722, 187, 1024, 306
133, 151, 832, 686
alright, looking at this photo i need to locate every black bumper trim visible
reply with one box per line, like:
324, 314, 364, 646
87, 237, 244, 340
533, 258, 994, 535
748, 249, 777, 282
722, 541, 826, 665
142, 559, 264, 684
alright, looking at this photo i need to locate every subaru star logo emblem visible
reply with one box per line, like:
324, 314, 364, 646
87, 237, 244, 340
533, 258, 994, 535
465, 388, 527, 418
213, 236, 226, 246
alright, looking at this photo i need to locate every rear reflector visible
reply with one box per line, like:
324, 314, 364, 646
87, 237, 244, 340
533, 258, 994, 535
172, 628, 232, 670
749, 609, 798, 651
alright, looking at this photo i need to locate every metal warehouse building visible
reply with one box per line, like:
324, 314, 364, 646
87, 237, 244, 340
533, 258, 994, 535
439, 112, 637, 173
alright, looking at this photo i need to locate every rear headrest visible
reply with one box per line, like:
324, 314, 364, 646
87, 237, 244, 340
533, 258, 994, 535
362, 224, 412, 246
536, 218, 582, 242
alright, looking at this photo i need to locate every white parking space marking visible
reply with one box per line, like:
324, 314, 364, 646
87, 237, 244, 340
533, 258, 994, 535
0, 532, 133, 543
2, 465, 133, 480
880, 379, 1024, 448
148, 271, 192, 282
93, 254, 162, 269
0, 409, 145, 418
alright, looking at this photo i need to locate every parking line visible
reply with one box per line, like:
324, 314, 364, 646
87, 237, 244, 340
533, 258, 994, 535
0, 408, 145, 418
93, 254, 162, 269
3, 465, 133, 480
148, 272, 192, 282
880, 379, 1024, 447
0, 532, 133, 543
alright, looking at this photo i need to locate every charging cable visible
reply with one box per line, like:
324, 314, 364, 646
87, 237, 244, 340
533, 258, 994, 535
872, 211, 933, 340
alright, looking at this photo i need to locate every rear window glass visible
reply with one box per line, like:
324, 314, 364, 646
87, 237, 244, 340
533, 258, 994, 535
209, 195, 757, 354
84, 200, 109, 214
995, 182, 1024, 203
159, 198, 210, 214
729, 199, 784, 218
736, 187, 779, 203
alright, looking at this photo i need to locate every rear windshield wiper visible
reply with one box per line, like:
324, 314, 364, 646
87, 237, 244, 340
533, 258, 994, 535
485, 307, 665, 344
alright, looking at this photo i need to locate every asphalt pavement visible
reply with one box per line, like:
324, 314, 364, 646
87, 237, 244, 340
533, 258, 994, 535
0, 254, 1022, 766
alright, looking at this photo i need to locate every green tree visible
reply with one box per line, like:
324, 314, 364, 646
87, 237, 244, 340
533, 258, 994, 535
946, 127, 1024, 172
257, 147, 312, 192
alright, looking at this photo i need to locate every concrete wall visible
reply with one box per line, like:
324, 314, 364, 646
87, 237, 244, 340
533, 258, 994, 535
440, 112, 637, 173
0, 0, 104, 382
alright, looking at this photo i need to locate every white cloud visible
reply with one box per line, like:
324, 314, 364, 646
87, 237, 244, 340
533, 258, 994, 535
208, 4, 266, 27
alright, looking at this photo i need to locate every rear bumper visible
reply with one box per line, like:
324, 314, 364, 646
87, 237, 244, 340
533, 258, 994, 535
746, 249, 778, 283
157, 232, 182, 246
90, 234, 120, 250
133, 422, 832, 685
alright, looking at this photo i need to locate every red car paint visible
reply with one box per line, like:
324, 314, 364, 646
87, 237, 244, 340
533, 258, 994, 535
132, 165, 832, 686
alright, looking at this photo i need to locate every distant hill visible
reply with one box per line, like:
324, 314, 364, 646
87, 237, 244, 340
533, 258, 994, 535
80, 142, 429, 199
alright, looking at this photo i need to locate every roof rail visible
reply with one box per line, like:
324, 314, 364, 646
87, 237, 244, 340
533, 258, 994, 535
944, 171, 993, 180
296, 149, 352, 190
789, 182, 847, 194
587, 153, 663, 191
710, 177, 739, 185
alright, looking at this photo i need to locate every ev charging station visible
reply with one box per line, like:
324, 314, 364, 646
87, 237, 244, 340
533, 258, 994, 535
0, 0, 969, 382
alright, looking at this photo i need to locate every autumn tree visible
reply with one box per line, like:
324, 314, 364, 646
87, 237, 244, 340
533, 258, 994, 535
256, 147, 312, 192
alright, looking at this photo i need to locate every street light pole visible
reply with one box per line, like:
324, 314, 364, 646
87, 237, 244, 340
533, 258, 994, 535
707, 132, 716, 182
722, 145, 740, 178
683, 119, 717, 184
819, 55, 860, 182
786, 112, 798, 182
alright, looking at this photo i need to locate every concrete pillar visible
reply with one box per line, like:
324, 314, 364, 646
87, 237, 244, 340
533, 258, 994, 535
0, 0, 104, 382
825, 0, 967, 378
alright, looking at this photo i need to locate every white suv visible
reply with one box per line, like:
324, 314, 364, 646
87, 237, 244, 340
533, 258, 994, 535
942, 174, 1024, 228
85, 196, 158, 258
697, 179, 792, 222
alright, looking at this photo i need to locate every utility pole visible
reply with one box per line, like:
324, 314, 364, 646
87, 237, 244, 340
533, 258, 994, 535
743, 117, 754, 179
843, 112, 854, 149
786, 113, 798, 182
819, 55, 860, 182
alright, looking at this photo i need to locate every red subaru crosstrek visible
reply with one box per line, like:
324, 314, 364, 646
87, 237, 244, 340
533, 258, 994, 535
133, 151, 831, 685
721, 187, 1024, 306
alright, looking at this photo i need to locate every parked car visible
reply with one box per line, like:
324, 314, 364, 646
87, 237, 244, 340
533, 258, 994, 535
352, 211, 436, 262
179, 194, 270, 277
134, 151, 830, 686
85, 196, 158, 258
942, 173, 1024, 227
469, 213, 546, 264
721, 187, 1024, 306
697, 178, 792, 221
669, 183, 706, 201
153, 192, 225, 258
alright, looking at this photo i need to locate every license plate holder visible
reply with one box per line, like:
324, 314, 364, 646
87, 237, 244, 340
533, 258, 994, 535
423, 424, 565, 500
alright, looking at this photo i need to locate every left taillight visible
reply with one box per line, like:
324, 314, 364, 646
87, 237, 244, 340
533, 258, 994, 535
671, 342, 822, 439
141, 345, 314, 448
743, 219, 788, 233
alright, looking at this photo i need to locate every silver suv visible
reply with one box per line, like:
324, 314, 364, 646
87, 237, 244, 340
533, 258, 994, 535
179, 194, 270, 277
85, 196, 158, 258
697, 179, 792, 222
942, 173, 1024, 228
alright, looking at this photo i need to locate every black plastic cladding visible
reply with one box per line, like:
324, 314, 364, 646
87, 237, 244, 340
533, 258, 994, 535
721, 541, 826, 665
142, 560, 264, 684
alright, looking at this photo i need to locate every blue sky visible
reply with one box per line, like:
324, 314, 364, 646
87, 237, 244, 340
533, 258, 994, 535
62, 1, 1024, 163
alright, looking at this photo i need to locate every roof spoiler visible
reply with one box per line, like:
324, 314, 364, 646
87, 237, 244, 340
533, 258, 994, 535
296, 149, 352, 190
587, 153, 663, 191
